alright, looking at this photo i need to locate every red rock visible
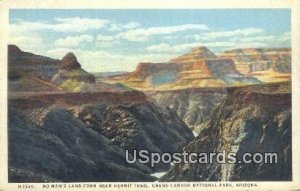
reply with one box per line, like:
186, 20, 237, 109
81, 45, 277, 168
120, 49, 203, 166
170, 46, 217, 63
219, 48, 291, 74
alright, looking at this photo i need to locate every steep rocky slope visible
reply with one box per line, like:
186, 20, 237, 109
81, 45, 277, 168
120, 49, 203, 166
51, 53, 96, 92
8, 45, 60, 81
76, 101, 194, 171
149, 88, 227, 133
8, 45, 98, 92
160, 82, 291, 181
9, 108, 155, 182
8, 45, 61, 92
8, 90, 194, 181
219, 48, 291, 82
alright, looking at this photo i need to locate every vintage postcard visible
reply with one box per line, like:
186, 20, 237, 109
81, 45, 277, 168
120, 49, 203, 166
0, 0, 299, 190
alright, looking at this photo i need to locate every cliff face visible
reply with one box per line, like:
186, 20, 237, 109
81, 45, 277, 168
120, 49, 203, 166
8, 45, 96, 92
8, 45, 60, 81
8, 45, 61, 92
160, 82, 291, 181
77, 101, 194, 171
125, 62, 181, 86
149, 88, 227, 133
113, 47, 260, 90
109, 46, 291, 91
168, 46, 256, 85
219, 48, 291, 82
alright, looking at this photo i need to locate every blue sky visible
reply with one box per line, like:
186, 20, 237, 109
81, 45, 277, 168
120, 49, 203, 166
9, 9, 291, 72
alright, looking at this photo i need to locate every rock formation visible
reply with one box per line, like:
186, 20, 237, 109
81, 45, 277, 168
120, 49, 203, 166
59, 52, 81, 70
149, 88, 227, 133
112, 47, 260, 90
8, 45, 60, 91
8, 89, 194, 181
8, 45, 60, 71
51, 52, 96, 92
160, 82, 291, 181
219, 48, 291, 82
77, 101, 194, 171
120, 62, 181, 88
170, 46, 217, 63
7, 44, 292, 182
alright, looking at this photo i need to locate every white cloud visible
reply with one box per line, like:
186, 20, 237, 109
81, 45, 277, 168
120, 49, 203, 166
277, 31, 291, 42
53, 17, 110, 32
146, 43, 172, 52
109, 24, 122, 31
234, 35, 276, 43
146, 40, 269, 53
10, 21, 47, 34
194, 28, 264, 41
147, 28, 289, 53
9, 35, 43, 52
124, 22, 141, 29
117, 24, 209, 42
109, 22, 140, 31
163, 35, 179, 40
54, 35, 94, 47
9, 20, 45, 52
10, 17, 110, 33
95, 35, 118, 48
96, 35, 114, 42
146, 42, 210, 53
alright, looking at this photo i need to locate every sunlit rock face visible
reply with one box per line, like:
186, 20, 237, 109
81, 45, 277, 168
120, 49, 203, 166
218, 48, 291, 82
114, 47, 261, 90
